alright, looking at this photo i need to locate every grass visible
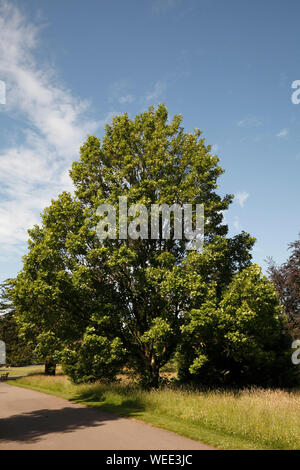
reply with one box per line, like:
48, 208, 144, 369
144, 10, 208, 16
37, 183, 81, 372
0, 364, 45, 376
8, 372, 300, 450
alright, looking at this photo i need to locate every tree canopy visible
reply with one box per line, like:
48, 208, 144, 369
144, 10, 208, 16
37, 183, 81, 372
10, 105, 294, 387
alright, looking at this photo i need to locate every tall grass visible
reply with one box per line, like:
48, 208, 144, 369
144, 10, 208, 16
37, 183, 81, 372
10, 374, 300, 450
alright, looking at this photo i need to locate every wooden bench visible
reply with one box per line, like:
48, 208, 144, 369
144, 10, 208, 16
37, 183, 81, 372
0, 372, 9, 381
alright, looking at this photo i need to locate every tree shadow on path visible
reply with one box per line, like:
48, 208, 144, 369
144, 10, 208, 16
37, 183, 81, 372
0, 405, 119, 443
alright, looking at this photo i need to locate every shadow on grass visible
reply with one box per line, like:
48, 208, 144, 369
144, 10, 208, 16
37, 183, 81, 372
72, 388, 146, 418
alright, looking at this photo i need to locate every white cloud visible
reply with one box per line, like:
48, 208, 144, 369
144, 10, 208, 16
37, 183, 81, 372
119, 94, 135, 105
0, 79, 5, 104
235, 191, 249, 208
109, 77, 166, 108
145, 80, 167, 103
276, 128, 288, 138
237, 116, 262, 128
0, 1, 103, 261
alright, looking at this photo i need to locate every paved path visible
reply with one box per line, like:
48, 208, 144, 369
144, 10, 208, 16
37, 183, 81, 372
0, 382, 213, 450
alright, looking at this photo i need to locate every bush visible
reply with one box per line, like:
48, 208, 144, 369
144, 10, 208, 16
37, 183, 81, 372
61, 327, 126, 383
178, 265, 297, 387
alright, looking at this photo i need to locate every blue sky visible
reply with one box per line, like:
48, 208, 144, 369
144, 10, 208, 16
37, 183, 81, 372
0, 0, 299, 282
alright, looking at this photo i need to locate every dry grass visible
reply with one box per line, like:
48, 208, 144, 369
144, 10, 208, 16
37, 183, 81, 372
143, 387, 300, 449
9, 374, 300, 450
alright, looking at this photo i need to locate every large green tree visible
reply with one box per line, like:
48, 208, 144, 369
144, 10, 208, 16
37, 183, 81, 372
67, 105, 254, 387
12, 105, 257, 387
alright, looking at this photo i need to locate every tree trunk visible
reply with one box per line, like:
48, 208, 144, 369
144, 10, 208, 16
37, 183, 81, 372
45, 360, 56, 376
147, 355, 160, 388
150, 368, 160, 388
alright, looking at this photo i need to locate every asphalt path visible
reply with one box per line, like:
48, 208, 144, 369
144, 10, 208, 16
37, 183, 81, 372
0, 382, 214, 450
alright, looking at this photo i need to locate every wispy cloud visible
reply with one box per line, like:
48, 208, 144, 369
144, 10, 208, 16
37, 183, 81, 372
276, 128, 288, 138
235, 191, 249, 208
0, 79, 5, 104
119, 94, 135, 105
152, 0, 182, 14
145, 80, 167, 103
109, 78, 136, 105
233, 216, 240, 230
237, 116, 262, 128
0, 1, 103, 256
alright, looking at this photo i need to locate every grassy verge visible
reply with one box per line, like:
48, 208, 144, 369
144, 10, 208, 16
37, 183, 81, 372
0, 364, 64, 377
8, 374, 300, 450
0, 365, 45, 376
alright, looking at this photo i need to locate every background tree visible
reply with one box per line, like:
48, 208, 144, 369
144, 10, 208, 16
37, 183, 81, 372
0, 282, 34, 366
268, 234, 300, 338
